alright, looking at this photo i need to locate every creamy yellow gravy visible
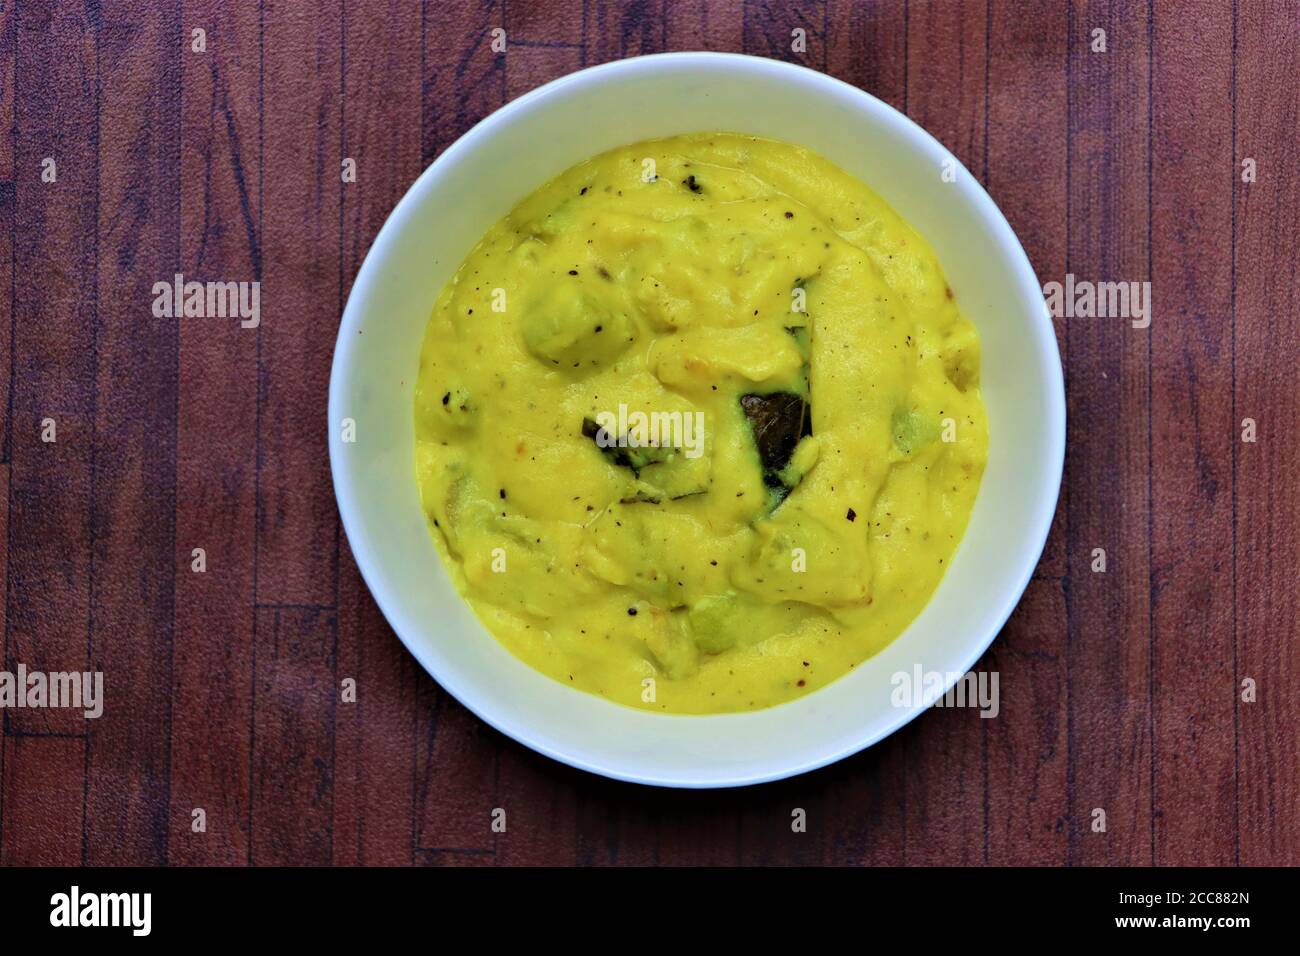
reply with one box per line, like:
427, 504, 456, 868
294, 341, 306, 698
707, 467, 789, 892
414, 133, 987, 713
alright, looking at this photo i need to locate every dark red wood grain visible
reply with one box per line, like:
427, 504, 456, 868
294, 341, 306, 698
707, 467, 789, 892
257, 1, 341, 607
83, 0, 181, 867
1235, 0, 1300, 866
8, 1, 97, 741
1, 0, 1297, 867
1149, 0, 1237, 868
0, 2, 12, 462
250, 607, 336, 865
170, 0, 261, 867
1063, 0, 1153, 866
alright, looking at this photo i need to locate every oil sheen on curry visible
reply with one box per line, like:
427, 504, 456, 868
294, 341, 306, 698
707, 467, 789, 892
414, 133, 988, 714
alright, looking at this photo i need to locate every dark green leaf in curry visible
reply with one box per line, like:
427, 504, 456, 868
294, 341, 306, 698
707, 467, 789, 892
582, 416, 670, 474
581, 417, 708, 501
739, 392, 812, 502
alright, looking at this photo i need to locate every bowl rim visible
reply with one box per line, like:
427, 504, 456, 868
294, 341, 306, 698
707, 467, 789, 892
329, 50, 1066, 788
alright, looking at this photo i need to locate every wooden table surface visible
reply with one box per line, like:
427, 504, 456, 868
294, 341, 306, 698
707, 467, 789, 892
0, 0, 1296, 867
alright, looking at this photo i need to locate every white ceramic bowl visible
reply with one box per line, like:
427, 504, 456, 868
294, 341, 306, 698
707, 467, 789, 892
329, 52, 1064, 787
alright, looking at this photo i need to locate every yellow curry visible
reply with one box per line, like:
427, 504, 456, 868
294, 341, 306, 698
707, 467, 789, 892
414, 133, 987, 713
